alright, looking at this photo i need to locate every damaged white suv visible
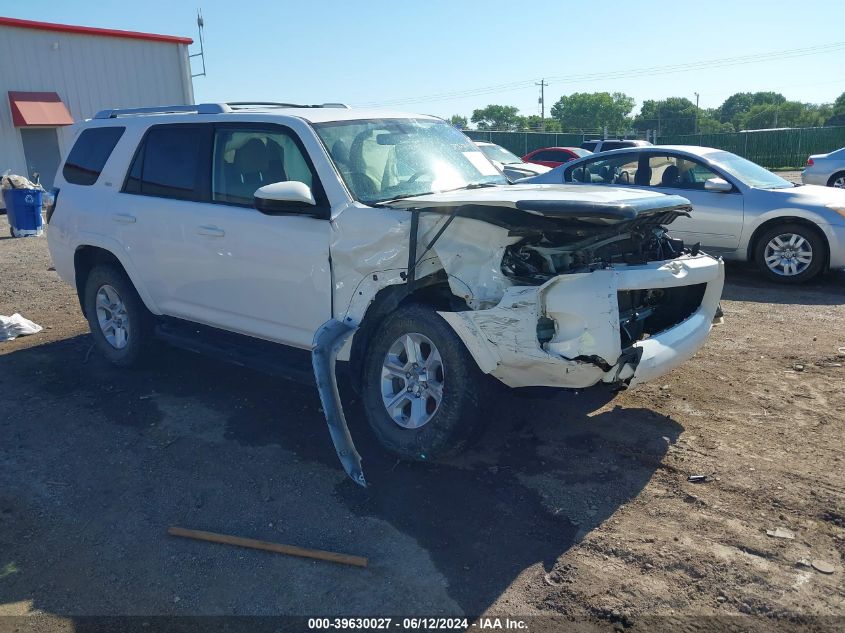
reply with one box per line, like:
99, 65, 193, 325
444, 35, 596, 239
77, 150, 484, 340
47, 103, 724, 484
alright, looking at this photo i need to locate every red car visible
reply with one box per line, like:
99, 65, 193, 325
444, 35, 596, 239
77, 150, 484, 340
522, 146, 592, 168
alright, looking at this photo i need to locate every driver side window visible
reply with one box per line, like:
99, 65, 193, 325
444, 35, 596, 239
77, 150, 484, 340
569, 153, 638, 184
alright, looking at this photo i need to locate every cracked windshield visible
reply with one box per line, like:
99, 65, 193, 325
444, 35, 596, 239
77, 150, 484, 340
314, 118, 507, 204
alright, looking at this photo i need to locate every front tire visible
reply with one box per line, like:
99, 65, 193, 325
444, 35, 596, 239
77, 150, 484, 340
361, 304, 485, 461
753, 223, 825, 284
83, 265, 153, 367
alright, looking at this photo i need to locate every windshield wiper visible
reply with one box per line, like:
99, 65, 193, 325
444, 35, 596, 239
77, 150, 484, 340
374, 182, 501, 207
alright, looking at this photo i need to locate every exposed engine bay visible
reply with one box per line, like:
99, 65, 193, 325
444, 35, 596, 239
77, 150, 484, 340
502, 224, 695, 283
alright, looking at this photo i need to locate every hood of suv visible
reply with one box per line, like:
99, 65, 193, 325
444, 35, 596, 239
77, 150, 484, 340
386, 184, 691, 224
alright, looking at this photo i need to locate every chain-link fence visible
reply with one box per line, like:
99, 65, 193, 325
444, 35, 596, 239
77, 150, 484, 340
464, 127, 845, 169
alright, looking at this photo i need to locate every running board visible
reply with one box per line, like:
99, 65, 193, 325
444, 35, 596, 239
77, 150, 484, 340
155, 320, 315, 386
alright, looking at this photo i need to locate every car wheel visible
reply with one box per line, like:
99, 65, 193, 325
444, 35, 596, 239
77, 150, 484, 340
828, 172, 845, 189
361, 304, 485, 461
753, 223, 825, 284
83, 265, 153, 366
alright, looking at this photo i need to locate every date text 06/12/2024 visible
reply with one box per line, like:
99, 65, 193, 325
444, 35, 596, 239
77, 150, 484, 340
307, 617, 529, 630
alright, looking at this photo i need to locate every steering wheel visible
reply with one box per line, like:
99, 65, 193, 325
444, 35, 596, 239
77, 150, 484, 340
407, 168, 434, 183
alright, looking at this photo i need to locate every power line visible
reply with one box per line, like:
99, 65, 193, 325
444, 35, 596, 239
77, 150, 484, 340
360, 41, 845, 108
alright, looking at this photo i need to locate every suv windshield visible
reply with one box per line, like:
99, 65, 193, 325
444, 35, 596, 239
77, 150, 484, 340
477, 143, 521, 165
314, 118, 507, 204
708, 151, 793, 189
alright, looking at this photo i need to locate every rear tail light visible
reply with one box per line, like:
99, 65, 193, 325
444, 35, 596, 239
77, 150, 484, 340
45, 187, 59, 223
807, 157, 814, 166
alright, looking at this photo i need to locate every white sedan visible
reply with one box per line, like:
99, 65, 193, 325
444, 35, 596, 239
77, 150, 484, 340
526, 145, 845, 283
473, 141, 550, 181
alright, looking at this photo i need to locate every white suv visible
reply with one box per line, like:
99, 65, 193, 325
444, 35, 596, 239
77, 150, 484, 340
47, 102, 724, 484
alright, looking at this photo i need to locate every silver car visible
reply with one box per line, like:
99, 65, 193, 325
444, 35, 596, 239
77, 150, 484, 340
526, 145, 845, 283
473, 141, 551, 181
802, 147, 845, 189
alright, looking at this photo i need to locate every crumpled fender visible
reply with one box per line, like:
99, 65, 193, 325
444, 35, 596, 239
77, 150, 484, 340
311, 319, 366, 486
438, 271, 620, 389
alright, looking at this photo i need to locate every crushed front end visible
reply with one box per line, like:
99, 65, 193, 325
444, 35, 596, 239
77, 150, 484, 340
427, 189, 725, 390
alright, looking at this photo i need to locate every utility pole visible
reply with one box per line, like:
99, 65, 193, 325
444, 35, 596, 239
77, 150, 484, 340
536, 79, 547, 132
694, 92, 700, 135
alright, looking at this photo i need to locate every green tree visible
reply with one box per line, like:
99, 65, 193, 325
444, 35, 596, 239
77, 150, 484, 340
449, 114, 468, 129
718, 92, 786, 129
736, 100, 830, 130
549, 92, 634, 132
470, 105, 522, 131
634, 97, 698, 136
522, 115, 562, 132
826, 92, 845, 126
697, 116, 734, 134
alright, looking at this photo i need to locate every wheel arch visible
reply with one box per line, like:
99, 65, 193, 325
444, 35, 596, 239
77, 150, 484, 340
347, 272, 466, 394
745, 216, 830, 268
828, 170, 845, 187
73, 245, 159, 318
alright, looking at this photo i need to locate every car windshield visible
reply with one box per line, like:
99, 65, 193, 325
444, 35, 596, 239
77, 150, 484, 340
572, 148, 593, 157
477, 143, 522, 165
313, 118, 507, 204
707, 151, 793, 189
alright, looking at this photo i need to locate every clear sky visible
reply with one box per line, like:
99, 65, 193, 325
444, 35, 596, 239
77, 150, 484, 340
5, 0, 843, 118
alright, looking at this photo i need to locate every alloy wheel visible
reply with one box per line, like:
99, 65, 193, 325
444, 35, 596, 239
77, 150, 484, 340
95, 284, 130, 349
380, 332, 445, 429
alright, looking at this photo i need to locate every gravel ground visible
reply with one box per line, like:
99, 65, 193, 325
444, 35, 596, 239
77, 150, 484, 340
0, 214, 843, 630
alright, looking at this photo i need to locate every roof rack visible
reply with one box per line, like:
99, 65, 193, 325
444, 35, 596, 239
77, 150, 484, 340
93, 101, 352, 119
93, 103, 229, 119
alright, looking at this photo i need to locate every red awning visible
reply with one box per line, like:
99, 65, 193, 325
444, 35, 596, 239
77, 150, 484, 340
8, 91, 74, 127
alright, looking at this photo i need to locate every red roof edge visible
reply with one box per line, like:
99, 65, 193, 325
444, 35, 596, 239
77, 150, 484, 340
0, 16, 193, 45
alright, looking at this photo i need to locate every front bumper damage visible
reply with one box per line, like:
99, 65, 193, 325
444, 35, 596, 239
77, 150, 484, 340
438, 254, 724, 390
315, 254, 723, 485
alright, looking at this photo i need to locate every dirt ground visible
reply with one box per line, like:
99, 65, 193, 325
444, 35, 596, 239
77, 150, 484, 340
0, 213, 843, 630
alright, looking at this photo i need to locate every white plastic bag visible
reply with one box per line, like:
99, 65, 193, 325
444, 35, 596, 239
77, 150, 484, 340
0, 313, 43, 341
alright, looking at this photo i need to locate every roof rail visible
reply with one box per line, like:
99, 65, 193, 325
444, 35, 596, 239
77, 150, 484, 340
92, 101, 353, 119
226, 102, 351, 110
93, 103, 229, 119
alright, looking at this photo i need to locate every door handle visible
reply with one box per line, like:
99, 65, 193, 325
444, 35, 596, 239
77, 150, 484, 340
111, 213, 136, 224
196, 225, 225, 238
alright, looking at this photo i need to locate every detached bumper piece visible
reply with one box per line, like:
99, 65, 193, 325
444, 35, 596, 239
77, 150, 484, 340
312, 319, 365, 487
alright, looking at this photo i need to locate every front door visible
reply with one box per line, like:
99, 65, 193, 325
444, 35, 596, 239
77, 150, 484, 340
20, 128, 61, 188
645, 154, 744, 251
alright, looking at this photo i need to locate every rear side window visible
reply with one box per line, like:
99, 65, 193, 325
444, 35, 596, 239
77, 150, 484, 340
124, 126, 208, 201
63, 127, 125, 185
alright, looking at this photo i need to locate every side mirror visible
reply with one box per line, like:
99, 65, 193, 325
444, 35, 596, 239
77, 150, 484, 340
704, 177, 732, 192
253, 181, 317, 215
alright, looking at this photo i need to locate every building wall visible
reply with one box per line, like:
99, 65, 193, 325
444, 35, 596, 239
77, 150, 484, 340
0, 24, 194, 179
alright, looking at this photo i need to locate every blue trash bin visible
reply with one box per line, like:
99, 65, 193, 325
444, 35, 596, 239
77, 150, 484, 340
3, 189, 43, 237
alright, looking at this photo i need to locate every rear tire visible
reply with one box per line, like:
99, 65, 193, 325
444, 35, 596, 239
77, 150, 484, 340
828, 172, 845, 189
361, 304, 486, 461
83, 265, 153, 367
753, 223, 825, 284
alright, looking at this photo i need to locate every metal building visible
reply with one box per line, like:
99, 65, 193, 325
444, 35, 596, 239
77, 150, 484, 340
0, 16, 194, 188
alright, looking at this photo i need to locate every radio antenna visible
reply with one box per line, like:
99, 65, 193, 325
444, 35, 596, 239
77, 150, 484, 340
189, 9, 207, 78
